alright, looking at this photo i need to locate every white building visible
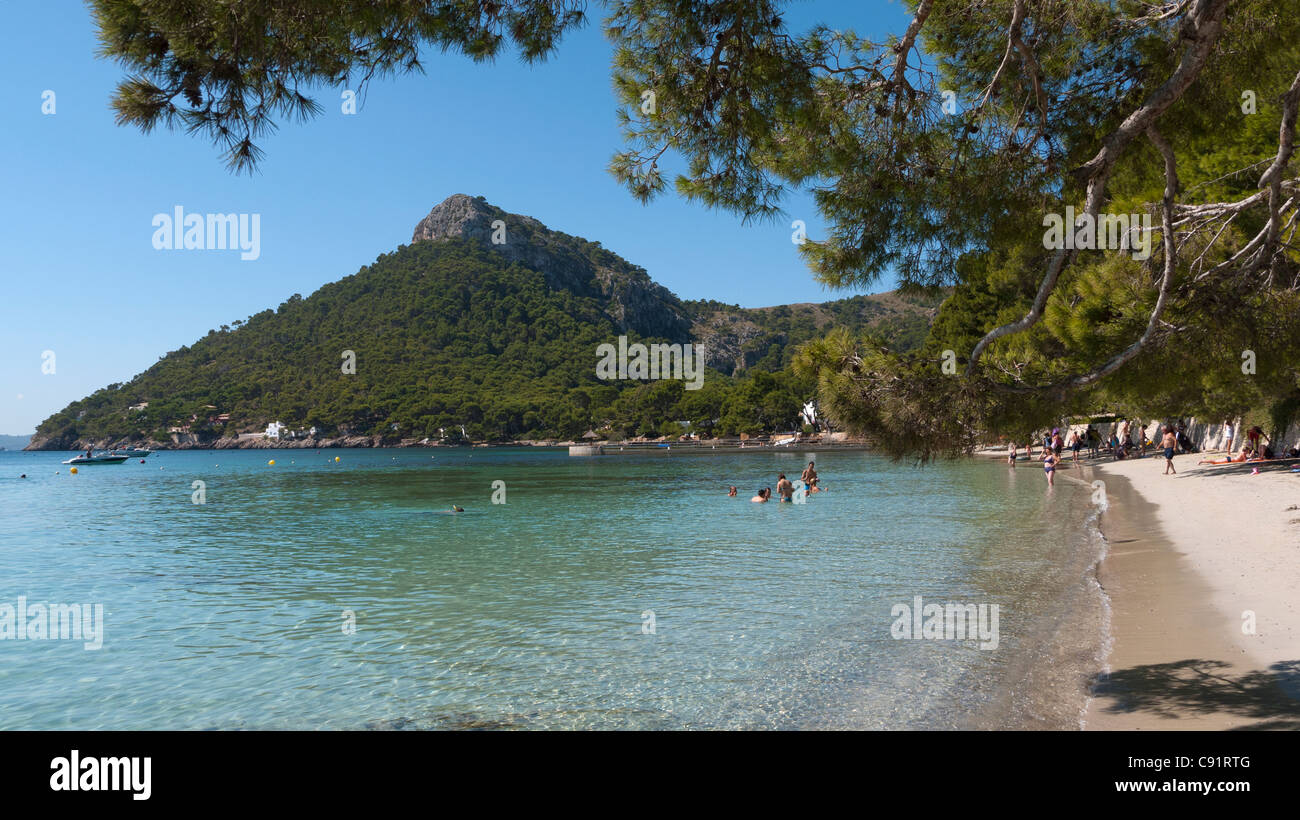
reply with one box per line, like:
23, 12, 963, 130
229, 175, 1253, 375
266, 421, 287, 439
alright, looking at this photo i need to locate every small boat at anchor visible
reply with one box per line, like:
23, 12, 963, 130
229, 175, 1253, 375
110, 448, 153, 457
62, 453, 129, 465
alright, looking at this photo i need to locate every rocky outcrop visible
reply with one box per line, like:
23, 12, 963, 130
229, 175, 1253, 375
412, 194, 691, 340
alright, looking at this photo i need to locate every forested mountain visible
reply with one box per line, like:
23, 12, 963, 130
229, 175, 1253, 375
29, 196, 942, 448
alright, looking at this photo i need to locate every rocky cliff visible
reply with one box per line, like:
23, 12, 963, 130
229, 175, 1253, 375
413, 194, 692, 341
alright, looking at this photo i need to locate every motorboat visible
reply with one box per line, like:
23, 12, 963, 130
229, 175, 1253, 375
61, 454, 129, 465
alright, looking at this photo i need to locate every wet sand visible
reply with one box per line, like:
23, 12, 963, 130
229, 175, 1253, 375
1081, 456, 1300, 730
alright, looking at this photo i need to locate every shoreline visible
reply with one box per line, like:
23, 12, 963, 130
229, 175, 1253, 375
21, 438, 873, 453
1083, 455, 1300, 729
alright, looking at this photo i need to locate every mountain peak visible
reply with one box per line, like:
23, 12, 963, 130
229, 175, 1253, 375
412, 194, 540, 244
410, 195, 692, 340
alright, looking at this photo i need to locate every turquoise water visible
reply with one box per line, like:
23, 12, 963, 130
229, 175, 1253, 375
0, 447, 1106, 729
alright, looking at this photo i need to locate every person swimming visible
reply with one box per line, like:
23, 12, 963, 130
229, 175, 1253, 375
450, 505, 464, 512
727, 486, 737, 497
750, 488, 770, 503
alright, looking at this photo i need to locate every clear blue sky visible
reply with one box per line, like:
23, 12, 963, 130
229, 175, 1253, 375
0, 0, 911, 435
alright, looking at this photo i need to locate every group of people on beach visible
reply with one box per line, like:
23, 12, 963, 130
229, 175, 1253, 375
1006, 419, 1197, 484
1008, 417, 1298, 486
730, 461, 826, 502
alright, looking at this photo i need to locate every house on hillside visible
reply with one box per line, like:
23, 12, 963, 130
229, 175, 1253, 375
266, 421, 287, 440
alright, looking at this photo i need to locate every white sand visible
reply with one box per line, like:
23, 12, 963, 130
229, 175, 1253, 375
1098, 456, 1300, 667
1084, 454, 1300, 729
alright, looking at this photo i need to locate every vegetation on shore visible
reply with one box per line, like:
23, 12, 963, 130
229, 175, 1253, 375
31, 234, 941, 448
88, 2, 1300, 458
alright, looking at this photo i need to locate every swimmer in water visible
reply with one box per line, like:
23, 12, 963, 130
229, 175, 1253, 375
750, 488, 769, 503
727, 486, 737, 497
776, 474, 794, 502
451, 505, 464, 512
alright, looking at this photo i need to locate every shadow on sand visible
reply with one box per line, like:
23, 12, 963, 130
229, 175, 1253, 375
1093, 659, 1300, 729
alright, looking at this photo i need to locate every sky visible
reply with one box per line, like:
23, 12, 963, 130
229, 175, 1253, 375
0, 0, 912, 435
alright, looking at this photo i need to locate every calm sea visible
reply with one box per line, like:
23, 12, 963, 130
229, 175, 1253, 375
0, 447, 1108, 729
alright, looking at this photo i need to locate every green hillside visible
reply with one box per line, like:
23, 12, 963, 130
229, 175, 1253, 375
31, 197, 942, 448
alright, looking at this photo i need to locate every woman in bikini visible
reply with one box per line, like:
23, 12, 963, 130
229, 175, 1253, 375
1042, 450, 1057, 487
1198, 447, 1253, 466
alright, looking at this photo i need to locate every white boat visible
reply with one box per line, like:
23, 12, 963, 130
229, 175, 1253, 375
111, 448, 153, 457
62, 454, 129, 465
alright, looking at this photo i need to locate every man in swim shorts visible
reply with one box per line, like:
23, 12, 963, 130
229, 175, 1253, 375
801, 462, 817, 486
1161, 427, 1177, 475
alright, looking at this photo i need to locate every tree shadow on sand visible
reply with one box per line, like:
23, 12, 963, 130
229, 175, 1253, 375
1092, 659, 1300, 729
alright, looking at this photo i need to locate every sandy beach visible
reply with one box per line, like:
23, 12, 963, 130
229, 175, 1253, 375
1081, 453, 1300, 729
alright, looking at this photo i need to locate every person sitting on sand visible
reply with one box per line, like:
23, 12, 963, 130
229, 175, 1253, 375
1198, 447, 1252, 466
751, 488, 769, 503
728, 486, 737, 497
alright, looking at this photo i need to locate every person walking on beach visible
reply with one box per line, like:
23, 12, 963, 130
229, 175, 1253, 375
776, 474, 794, 503
1042, 449, 1057, 487
1222, 419, 1234, 454
1068, 431, 1082, 465
1008, 441, 1017, 465
1161, 426, 1178, 475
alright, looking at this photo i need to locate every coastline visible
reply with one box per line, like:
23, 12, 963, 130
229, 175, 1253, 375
1083, 455, 1300, 729
22, 436, 873, 453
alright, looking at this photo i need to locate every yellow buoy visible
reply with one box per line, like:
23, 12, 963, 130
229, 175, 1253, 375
268, 459, 276, 466
334, 456, 340, 462
69, 467, 78, 474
